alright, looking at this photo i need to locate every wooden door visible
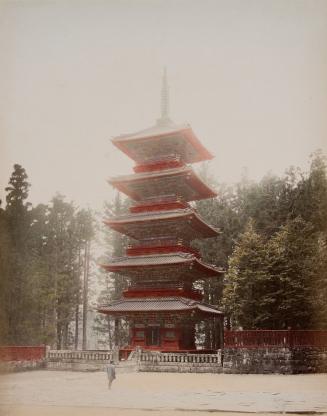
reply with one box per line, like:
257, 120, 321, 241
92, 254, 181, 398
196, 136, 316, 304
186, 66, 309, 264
146, 327, 161, 346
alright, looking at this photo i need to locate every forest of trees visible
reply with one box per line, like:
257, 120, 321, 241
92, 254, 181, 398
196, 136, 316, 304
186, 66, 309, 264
0, 165, 94, 348
196, 150, 327, 331
0, 150, 326, 348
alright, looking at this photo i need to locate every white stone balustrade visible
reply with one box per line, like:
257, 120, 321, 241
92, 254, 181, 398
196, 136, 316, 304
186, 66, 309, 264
48, 350, 114, 362
140, 351, 222, 364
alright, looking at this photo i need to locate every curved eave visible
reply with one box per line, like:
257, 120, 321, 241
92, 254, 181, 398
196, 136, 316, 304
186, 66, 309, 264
99, 255, 223, 278
111, 126, 213, 164
103, 209, 220, 240
97, 297, 223, 316
108, 166, 217, 202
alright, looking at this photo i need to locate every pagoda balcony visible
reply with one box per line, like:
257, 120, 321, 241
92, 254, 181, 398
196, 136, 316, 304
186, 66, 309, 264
122, 287, 203, 301
126, 243, 200, 258
130, 196, 190, 214
129, 280, 186, 290
108, 166, 217, 202
133, 155, 185, 173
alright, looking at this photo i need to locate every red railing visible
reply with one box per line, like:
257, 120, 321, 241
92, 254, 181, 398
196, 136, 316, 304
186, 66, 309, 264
224, 330, 327, 348
133, 159, 184, 173
127, 244, 200, 258
123, 288, 203, 301
0, 346, 47, 361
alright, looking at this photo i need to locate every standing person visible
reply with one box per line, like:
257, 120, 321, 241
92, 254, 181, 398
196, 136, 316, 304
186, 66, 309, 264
106, 360, 116, 390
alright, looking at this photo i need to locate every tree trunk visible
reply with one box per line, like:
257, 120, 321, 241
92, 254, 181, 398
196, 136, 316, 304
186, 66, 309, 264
74, 303, 79, 349
74, 247, 82, 350
82, 240, 90, 350
107, 316, 112, 349
114, 318, 119, 347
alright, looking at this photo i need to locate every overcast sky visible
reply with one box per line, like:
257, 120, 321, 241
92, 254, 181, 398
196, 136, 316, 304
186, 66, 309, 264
1, 0, 327, 210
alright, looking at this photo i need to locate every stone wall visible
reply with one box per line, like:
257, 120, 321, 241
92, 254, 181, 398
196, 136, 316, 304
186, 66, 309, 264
223, 347, 292, 374
139, 361, 223, 373
46, 360, 108, 372
291, 347, 327, 373
223, 347, 327, 374
138, 351, 223, 373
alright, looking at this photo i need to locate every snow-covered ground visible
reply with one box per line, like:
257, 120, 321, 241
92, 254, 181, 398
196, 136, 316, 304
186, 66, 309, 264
0, 370, 326, 415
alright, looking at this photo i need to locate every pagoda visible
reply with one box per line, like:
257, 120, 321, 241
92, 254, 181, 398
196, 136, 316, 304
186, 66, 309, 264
98, 71, 224, 352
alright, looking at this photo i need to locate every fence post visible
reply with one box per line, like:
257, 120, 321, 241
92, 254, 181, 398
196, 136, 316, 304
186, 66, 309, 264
289, 330, 294, 349
113, 346, 119, 364
45, 345, 50, 360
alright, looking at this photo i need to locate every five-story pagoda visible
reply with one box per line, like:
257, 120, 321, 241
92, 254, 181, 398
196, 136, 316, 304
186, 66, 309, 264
98, 71, 224, 352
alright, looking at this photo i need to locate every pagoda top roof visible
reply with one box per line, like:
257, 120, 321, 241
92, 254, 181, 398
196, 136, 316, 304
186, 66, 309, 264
114, 121, 188, 142
108, 165, 217, 202
104, 208, 220, 240
98, 296, 223, 316
112, 120, 213, 165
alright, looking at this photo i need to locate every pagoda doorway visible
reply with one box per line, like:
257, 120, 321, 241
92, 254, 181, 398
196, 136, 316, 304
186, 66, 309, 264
146, 326, 161, 347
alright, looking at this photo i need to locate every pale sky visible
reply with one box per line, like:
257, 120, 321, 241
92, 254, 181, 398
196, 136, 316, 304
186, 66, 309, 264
1, 0, 327, 210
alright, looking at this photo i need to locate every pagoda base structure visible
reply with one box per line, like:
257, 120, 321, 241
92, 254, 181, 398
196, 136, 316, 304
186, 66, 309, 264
98, 295, 224, 353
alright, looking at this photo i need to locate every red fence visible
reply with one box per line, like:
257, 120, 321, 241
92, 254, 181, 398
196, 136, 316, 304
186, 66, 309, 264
0, 346, 47, 361
224, 330, 327, 348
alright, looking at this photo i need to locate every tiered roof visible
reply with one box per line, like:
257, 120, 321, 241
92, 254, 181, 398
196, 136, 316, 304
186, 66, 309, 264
98, 297, 223, 317
108, 166, 217, 202
104, 208, 219, 241
99, 72, 223, 320
112, 121, 213, 164
100, 252, 223, 280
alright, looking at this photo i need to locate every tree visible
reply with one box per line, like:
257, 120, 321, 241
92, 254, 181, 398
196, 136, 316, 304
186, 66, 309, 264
223, 219, 270, 329
94, 192, 130, 348
312, 234, 327, 328
0, 199, 11, 343
24, 203, 55, 344
74, 208, 95, 350
290, 151, 327, 233
3, 164, 33, 343
44, 195, 81, 348
266, 217, 319, 329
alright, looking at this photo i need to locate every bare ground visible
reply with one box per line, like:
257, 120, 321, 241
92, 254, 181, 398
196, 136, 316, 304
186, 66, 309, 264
0, 371, 326, 416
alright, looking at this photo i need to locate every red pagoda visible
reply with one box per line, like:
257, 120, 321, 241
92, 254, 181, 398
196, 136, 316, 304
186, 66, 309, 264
99, 71, 224, 352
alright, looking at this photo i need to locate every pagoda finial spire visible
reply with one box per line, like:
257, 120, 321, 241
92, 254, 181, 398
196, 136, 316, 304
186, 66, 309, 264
157, 67, 171, 126
161, 67, 169, 119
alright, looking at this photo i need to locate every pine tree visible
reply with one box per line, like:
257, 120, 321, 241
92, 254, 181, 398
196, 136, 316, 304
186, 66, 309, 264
223, 219, 270, 329
4, 164, 33, 343
0, 200, 11, 343
266, 217, 319, 329
75, 208, 95, 350
94, 192, 130, 348
291, 151, 327, 233
44, 195, 80, 348
312, 234, 327, 328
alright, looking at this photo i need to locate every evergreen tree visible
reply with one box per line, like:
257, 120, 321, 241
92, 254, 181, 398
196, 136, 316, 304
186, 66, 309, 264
75, 208, 95, 350
94, 192, 130, 348
312, 234, 327, 328
3, 164, 32, 343
0, 200, 11, 343
44, 195, 80, 348
223, 219, 270, 329
291, 151, 327, 233
266, 217, 318, 329
25, 203, 55, 344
